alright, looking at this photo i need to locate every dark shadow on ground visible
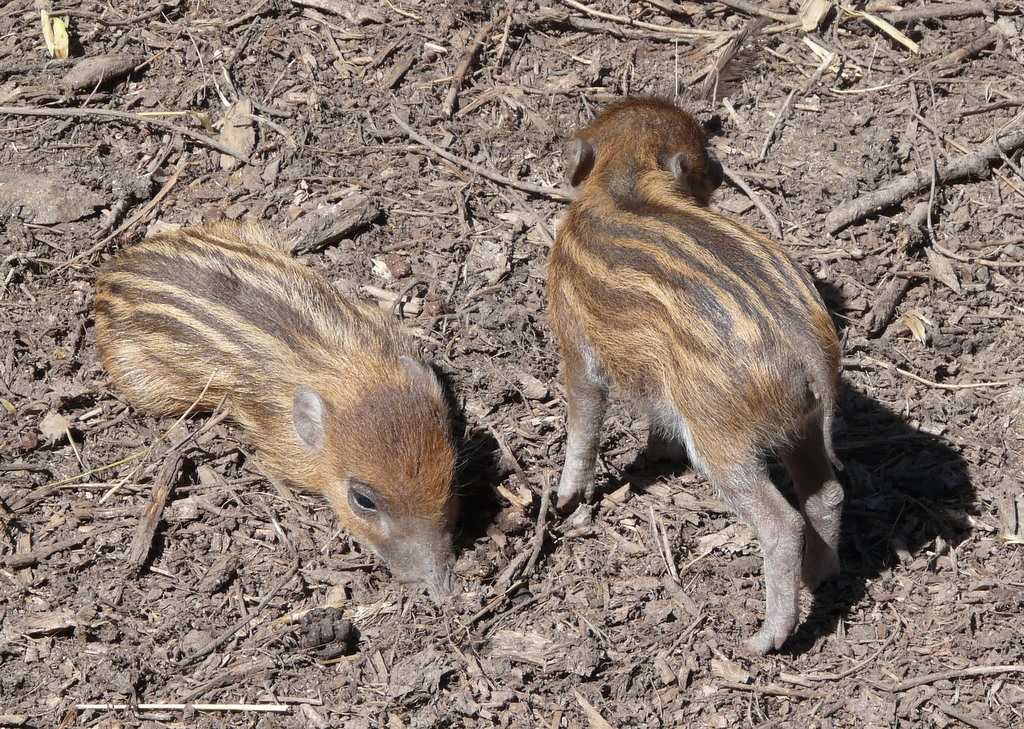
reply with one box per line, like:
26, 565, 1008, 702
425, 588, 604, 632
787, 380, 974, 654
452, 424, 505, 549
434, 366, 504, 550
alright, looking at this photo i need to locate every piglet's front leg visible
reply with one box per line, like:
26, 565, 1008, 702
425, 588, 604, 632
556, 344, 609, 513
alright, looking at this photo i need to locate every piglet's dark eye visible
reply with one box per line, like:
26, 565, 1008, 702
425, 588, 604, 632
349, 483, 379, 514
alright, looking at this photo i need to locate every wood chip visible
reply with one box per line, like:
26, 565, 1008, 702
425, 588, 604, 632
290, 0, 384, 24
288, 193, 380, 254
799, 0, 832, 31
125, 451, 185, 573
0, 173, 103, 225
219, 99, 256, 171
197, 554, 240, 593
571, 689, 615, 729
925, 247, 963, 294
712, 656, 752, 683
14, 610, 76, 636
62, 53, 141, 92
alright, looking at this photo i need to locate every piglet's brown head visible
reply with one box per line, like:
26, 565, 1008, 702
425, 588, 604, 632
292, 357, 458, 602
567, 98, 724, 206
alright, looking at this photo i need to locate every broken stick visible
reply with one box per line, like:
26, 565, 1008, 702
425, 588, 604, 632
825, 126, 1024, 233
444, 10, 511, 118
0, 106, 250, 164
125, 450, 185, 573
863, 277, 912, 337
390, 112, 568, 200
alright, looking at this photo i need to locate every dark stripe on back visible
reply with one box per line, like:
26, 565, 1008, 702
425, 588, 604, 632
165, 231, 295, 272
552, 236, 719, 360
659, 208, 817, 312
566, 203, 818, 347
567, 213, 735, 339
106, 248, 336, 354
101, 275, 313, 364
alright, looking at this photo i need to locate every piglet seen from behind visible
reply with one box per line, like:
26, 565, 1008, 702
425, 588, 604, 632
547, 99, 844, 653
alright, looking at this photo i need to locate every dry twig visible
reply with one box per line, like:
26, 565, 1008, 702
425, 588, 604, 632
177, 554, 301, 666
2, 524, 122, 569
444, 10, 511, 118
825, 126, 1024, 232
522, 473, 551, 578
572, 689, 615, 729
699, 16, 768, 100
913, 112, 1024, 200
720, 682, 825, 699
46, 2, 180, 26
76, 703, 289, 713
721, 165, 782, 239
760, 52, 836, 160
559, 0, 723, 37
54, 155, 190, 272
124, 450, 184, 572
804, 617, 901, 681
862, 356, 1014, 390
0, 106, 249, 162
884, 1, 993, 24
759, 89, 797, 161
863, 277, 912, 337
927, 698, 1002, 729
717, 0, 794, 23
390, 112, 567, 200
933, 25, 1001, 69
893, 663, 1024, 691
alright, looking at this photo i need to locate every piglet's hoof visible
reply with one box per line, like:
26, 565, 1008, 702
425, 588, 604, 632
744, 624, 794, 655
555, 490, 582, 514
744, 631, 779, 656
802, 551, 841, 590
555, 474, 597, 515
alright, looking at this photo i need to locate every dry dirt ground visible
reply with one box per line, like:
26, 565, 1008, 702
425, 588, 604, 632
1, 1, 1023, 727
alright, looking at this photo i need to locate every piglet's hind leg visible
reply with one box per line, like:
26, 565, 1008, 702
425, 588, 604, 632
712, 460, 804, 654
556, 344, 609, 513
781, 423, 843, 590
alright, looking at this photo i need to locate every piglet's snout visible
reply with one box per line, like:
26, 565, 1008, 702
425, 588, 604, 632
384, 531, 456, 604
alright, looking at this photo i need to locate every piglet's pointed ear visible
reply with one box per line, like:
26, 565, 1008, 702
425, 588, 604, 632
293, 386, 326, 451
567, 138, 595, 188
669, 151, 694, 183
399, 356, 444, 397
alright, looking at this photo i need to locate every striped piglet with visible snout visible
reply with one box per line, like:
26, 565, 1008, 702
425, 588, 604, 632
94, 224, 459, 600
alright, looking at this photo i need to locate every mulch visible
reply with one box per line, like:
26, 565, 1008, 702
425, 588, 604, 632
1, 1, 1022, 727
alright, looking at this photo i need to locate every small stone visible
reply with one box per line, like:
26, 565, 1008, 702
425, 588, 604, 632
384, 253, 413, 279
19, 431, 40, 452
424, 293, 447, 316
517, 372, 550, 401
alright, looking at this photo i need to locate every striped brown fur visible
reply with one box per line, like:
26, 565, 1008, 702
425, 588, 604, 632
95, 224, 458, 599
548, 99, 843, 653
